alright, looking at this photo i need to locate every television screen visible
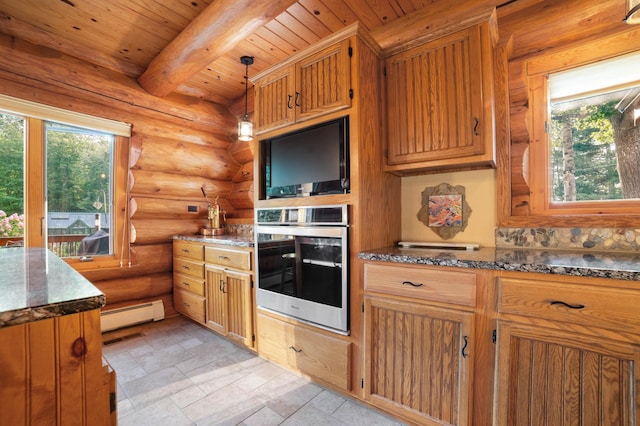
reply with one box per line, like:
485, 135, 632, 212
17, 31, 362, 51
263, 117, 349, 198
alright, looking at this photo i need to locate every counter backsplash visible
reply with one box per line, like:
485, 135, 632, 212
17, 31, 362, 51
496, 227, 640, 253
225, 223, 254, 236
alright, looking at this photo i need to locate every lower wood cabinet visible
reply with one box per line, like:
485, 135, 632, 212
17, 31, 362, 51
256, 310, 351, 391
495, 272, 640, 425
0, 310, 114, 425
206, 265, 253, 348
363, 262, 479, 426
172, 239, 255, 350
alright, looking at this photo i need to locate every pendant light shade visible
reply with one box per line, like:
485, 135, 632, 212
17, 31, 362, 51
625, 0, 640, 24
238, 56, 254, 141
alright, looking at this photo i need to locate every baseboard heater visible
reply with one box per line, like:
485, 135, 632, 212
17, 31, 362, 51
100, 300, 165, 332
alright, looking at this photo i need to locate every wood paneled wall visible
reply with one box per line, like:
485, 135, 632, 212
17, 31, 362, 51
0, 32, 252, 316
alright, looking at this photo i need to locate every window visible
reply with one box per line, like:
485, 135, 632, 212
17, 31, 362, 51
0, 94, 130, 268
548, 52, 640, 204
501, 33, 640, 227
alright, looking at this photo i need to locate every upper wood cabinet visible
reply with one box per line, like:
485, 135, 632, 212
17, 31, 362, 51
254, 39, 352, 135
384, 21, 497, 174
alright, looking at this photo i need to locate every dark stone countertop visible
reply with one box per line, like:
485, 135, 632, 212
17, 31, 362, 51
358, 246, 640, 281
0, 248, 106, 328
173, 234, 254, 248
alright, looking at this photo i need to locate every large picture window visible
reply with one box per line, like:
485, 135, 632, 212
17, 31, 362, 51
0, 94, 130, 268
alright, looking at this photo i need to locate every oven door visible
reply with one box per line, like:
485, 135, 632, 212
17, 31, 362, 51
255, 225, 348, 333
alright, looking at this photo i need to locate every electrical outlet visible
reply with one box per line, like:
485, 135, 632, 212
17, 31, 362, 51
187, 205, 198, 213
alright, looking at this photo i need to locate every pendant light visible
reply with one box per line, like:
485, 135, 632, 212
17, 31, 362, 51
625, 0, 640, 24
238, 56, 254, 141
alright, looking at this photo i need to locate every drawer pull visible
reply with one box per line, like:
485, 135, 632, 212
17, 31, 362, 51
402, 280, 423, 287
183, 302, 190, 307
181, 249, 190, 253
461, 336, 469, 358
182, 265, 190, 270
182, 282, 190, 287
289, 346, 302, 353
550, 300, 585, 310
218, 255, 230, 260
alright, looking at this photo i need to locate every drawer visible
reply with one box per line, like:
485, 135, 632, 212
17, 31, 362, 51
173, 257, 204, 279
364, 263, 476, 307
498, 277, 640, 330
205, 246, 251, 271
257, 312, 351, 391
174, 288, 205, 323
174, 240, 204, 261
173, 272, 205, 296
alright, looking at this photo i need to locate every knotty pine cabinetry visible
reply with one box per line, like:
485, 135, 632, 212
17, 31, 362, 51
495, 272, 640, 425
0, 310, 115, 425
363, 262, 483, 426
384, 19, 497, 174
205, 245, 254, 349
257, 310, 352, 391
173, 240, 254, 350
253, 34, 352, 135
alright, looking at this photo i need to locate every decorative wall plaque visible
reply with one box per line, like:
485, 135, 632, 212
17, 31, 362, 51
417, 183, 472, 240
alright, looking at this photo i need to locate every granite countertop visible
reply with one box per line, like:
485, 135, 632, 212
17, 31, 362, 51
0, 247, 106, 328
173, 234, 254, 247
359, 246, 640, 281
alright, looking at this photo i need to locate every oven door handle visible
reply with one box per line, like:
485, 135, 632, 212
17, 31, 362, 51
256, 225, 346, 238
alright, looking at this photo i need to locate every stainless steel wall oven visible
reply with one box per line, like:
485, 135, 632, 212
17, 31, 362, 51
255, 205, 349, 334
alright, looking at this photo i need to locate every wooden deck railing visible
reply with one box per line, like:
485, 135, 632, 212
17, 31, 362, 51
1, 235, 89, 257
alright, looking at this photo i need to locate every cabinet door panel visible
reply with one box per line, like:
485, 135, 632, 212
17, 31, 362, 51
255, 66, 295, 134
206, 266, 226, 334
296, 39, 351, 121
365, 296, 473, 425
226, 270, 252, 346
495, 322, 638, 426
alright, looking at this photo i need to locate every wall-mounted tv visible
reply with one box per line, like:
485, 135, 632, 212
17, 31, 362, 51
262, 116, 349, 199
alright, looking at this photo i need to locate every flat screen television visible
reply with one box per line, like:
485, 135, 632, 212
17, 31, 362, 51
262, 116, 349, 199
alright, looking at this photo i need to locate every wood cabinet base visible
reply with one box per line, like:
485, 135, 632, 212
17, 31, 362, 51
0, 310, 114, 426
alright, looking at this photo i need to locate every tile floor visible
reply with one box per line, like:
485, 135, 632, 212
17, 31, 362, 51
102, 315, 406, 426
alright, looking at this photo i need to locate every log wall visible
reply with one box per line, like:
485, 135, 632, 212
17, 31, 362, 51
0, 33, 254, 317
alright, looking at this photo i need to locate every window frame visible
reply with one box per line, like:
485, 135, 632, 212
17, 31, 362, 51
0, 95, 130, 269
499, 27, 640, 228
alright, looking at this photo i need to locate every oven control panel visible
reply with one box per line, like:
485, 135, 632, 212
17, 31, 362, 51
256, 204, 348, 226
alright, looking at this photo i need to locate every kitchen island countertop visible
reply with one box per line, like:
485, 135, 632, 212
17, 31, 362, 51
359, 246, 640, 281
0, 247, 105, 328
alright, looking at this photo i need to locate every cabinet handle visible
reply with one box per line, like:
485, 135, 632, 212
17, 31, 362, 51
294, 91, 301, 107
218, 255, 230, 260
181, 249, 190, 253
550, 300, 585, 309
183, 302, 190, 307
287, 94, 293, 109
402, 280, 423, 287
182, 265, 190, 270
220, 279, 226, 293
289, 346, 302, 353
473, 117, 480, 136
182, 282, 190, 287
461, 336, 469, 358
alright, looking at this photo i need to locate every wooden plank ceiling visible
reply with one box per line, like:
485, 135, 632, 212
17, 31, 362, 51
0, 0, 506, 108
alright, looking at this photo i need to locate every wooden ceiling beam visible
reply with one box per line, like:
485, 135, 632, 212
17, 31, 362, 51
138, 0, 297, 97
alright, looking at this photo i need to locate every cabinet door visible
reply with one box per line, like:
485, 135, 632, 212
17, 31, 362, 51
386, 24, 491, 167
296, 39, 351, 121
205, 265, 226, 335
255, 66, 296, 134
225, 269, 253, 347
364, 296, 474, 426
495, 321, 640, 425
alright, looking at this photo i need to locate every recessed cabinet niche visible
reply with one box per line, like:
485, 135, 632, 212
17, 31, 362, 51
253, 39, 352, 135
384, 19, 497, 174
